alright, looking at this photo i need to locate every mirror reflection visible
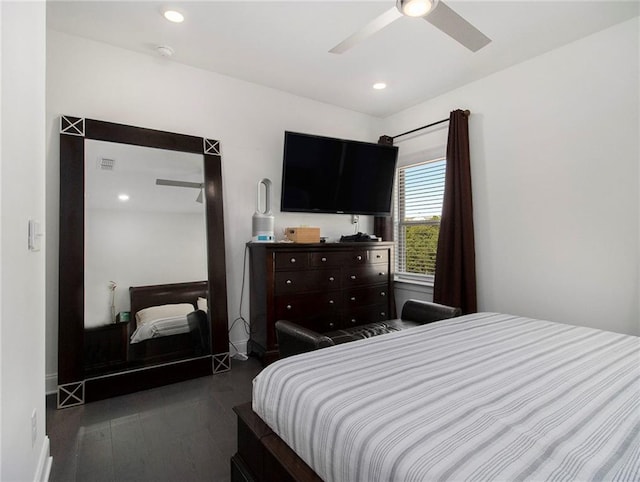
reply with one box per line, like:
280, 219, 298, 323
83, 140, 209, 375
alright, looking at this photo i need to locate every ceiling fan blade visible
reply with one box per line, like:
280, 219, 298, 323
155, 179, 203, 189
425, 1, 491, 52
329, 7, 402, 54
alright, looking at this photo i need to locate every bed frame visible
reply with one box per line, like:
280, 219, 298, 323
128, 280, 208, 365
232, 402, 321, 482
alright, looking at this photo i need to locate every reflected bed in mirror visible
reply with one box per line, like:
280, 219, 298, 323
128, 281, 210, 365
58, 116, 229, 407
83, 281, 210, 378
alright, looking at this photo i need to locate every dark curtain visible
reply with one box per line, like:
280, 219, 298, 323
433, 110, 477, 314
374, 135, 394, 240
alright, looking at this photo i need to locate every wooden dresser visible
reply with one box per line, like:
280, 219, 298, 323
247, 241, 396, 363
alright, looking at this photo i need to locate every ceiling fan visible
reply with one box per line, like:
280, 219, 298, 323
329, 0, 491, 54
156, 178, 204, 203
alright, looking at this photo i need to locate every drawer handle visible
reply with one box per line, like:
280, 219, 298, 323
380, 292, 386, 297
356, 255, 362, 261
290, 257, 296, 263
286, 279, 292, 285
376, 254, 382, 259
380, 312, 386, 317
329, 300, 334, 305
378, 272, 385, 276
350, 318, 357, 324
321, 257, 327, 262
329, 276, 335, 282
286, 304, 292, 310
350, 297, 356, 301
328, 322, 335, 328
350, 275, 357, 280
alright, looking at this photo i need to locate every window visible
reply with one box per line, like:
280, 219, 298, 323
394, 158, 446, 283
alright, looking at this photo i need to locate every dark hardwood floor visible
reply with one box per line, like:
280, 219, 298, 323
46, 357, 262, 482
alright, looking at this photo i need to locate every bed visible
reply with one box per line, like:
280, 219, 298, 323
128, 280, 210, 364
233, 312, 640, 481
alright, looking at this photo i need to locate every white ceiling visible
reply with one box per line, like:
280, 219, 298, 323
47, 1, 639, 118
85, 140, 206, 213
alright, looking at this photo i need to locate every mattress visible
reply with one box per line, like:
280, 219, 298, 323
253, 313, 640, 482
129, 314, 191, 343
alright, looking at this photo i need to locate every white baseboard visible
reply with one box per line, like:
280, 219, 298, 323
34, 436, 52, 482
229, 339, 248, 356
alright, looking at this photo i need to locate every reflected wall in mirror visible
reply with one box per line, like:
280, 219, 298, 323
84, 141, 207, 329
58, 116, 229, 408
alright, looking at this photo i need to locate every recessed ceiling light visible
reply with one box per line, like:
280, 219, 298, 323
373, 82, 387, 90
163, 9, 184, 23
118, 194, 130, 202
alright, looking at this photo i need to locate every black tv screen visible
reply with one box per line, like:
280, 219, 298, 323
280, 131, 399, 215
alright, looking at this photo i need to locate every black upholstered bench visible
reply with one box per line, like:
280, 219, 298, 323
275, 300, 461, 358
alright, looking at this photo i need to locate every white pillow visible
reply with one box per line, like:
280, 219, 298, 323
135, 303, 195, 326
197, 297, 208, 312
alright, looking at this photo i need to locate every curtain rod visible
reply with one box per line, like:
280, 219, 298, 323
386, 109, 471, 141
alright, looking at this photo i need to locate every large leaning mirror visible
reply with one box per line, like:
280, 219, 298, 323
57, 116, 230, 408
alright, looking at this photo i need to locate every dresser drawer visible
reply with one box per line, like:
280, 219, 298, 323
274, 269, 341, 294
369, 249, 389, 264
275, 292, 341, 320
344, 285, 390, 307
343, 264, 389, 287
274, 271, 309, 293
276, 297, 341, 333
343, 249, 368, 265
342, 303, 391, 327
309, 251, 345, 267
274, 252, 308, 270
308, 269, 341, 291
308, 317, 341, 333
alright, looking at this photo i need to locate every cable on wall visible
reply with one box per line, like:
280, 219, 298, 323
228, 244, 251, 359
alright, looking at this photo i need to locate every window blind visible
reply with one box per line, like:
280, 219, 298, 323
395, 158, 446, 279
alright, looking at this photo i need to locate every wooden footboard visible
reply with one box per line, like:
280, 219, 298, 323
232, 403, 322, 482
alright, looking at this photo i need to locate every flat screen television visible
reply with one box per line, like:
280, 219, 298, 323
280, 131, 399, 215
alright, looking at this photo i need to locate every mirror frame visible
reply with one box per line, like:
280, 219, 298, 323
57, 116, 230, 407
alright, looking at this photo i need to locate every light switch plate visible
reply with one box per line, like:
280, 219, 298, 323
28, 219, 42, 251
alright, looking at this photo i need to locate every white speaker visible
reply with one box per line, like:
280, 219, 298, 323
252, 178, 275, 242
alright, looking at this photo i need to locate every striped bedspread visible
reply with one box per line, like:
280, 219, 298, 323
253, 313, 640, 482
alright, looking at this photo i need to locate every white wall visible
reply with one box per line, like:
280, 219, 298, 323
0, 1, 51, 480
85, 209, 207, 327
386, 17, 640, 336
46, 30, 381, 383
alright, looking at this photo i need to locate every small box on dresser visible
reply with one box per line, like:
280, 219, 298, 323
247, 241, 396, 364
285, 227, 321, 243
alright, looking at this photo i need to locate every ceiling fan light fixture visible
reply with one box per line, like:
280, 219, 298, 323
396, 0, 435, 18
163, 9, 184, 23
